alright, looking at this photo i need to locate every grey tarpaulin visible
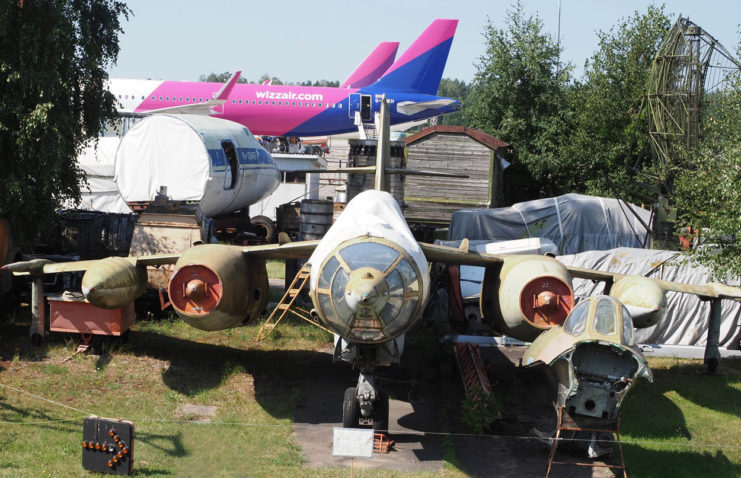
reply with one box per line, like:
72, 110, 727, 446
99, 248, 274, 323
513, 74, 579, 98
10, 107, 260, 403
448, 193, 651, 255
558, 248, 741, 348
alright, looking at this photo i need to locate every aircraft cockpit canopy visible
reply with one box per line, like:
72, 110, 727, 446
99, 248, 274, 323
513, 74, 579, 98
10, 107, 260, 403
314, 238, 423, 344
562, 296, 635, 347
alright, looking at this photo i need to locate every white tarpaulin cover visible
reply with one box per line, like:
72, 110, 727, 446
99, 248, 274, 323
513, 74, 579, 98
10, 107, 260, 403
448, 193, 651, 255
558, 248, 741, 348
115, 115, 210, 202
74, 137, 132, 214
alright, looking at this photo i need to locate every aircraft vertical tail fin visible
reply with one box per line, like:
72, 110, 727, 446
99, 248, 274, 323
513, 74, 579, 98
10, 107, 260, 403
371, 19, 458, 94
341, 41, 399, 88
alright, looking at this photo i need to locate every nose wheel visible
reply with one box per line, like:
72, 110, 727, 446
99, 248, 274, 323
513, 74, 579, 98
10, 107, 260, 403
341, 382, 390, 433
342, 387, 360, 428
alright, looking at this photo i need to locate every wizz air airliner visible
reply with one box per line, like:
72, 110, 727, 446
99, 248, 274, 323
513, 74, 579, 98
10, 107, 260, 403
110, 19, 460, 137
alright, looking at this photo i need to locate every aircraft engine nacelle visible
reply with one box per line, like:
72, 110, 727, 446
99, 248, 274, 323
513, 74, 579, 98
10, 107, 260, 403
609, 276, 666, 328
480, 255, 574, 342
82, 257, 147, 309
167, 244, 268, 331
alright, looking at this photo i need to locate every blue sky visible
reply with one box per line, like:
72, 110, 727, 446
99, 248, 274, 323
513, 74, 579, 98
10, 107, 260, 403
109, 1, 741, 83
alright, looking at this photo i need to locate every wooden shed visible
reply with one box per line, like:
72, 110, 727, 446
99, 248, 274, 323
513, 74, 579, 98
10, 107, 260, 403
403, 126, 512, 227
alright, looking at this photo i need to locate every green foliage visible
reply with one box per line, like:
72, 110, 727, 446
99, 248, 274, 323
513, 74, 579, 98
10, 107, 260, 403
198, 71, 249, 83
460, 386, 501, 434
436, 78, 469, 126
560, 5, 671, 203
0, 0, 129, 245
674, 69, 741, 278
464, 2, 573, 202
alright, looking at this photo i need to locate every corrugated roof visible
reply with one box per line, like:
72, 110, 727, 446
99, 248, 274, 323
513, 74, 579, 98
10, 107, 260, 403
403, 126, 509, 150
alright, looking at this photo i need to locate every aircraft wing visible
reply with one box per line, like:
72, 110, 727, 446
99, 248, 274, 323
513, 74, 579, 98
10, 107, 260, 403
242, 240, 320, 260
419, 241, 506, 266
418, 241, 741, 300
566, 265, 741, 300
140, 71, 242, 116
2, 254, 181, 276
396, 99, 458, 115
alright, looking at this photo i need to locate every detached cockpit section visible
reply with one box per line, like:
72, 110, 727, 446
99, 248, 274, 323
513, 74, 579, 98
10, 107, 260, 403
525, 295, 652, 421
312, 237, 423, 344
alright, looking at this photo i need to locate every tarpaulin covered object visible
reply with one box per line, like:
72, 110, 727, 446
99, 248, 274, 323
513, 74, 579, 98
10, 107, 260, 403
73, 137, 132, 214
558, 248, 741, 348
448, 193, 651, 255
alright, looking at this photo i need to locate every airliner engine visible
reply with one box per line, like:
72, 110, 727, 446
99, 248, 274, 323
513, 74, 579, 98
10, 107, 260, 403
480, 255, 574, 342
167, 244, 268, 331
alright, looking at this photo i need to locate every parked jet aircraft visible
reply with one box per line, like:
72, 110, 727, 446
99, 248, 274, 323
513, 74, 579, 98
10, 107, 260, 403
109, 19, 460, 136
339, 41, 399, 88
5, 100, 740, 439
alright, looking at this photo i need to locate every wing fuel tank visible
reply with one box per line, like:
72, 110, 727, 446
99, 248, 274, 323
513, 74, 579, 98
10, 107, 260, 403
609, 276, 666, 328
81, 257, 147, 309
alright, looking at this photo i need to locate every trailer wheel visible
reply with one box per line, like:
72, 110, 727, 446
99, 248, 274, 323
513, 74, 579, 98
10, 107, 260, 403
251, 215, 277, 243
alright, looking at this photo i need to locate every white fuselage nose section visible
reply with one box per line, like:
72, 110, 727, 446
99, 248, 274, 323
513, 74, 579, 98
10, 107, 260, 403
307, 190, 430, 303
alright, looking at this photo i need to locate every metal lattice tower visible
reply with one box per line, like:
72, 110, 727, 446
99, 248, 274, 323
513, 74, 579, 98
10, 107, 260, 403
646, 16, 741, 192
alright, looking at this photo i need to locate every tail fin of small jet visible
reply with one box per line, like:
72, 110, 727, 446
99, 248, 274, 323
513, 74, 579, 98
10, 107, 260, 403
371, 19, 458, 94
341, 41, 399, 88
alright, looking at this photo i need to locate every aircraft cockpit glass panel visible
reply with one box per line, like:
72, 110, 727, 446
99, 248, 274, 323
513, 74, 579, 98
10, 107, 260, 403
621, 305, 636, 346
318, 256, 340, 289
339, 242, 399, 272
396, 259, 420, 294
593, 298, 617, 335
563, 300, 589, 337
315, 239, 423, 344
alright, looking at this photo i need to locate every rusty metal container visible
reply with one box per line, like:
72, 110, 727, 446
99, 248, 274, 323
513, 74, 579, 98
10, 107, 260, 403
48, 293, 135, 336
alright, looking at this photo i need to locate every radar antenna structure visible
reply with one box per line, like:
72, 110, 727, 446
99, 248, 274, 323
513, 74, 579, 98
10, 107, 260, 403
645, 16, 741, 193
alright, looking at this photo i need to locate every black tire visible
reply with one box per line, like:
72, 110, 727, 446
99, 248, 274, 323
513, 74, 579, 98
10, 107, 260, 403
342, 387, 360, 428
373, 390, 389, 433
251, 215, 278, 243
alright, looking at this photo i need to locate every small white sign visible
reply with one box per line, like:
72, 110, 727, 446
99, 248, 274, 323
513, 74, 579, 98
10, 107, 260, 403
332, 427, 374, 458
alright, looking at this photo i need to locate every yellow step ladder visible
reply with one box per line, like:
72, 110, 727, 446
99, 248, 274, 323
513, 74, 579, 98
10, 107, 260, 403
256, 264, 332, 340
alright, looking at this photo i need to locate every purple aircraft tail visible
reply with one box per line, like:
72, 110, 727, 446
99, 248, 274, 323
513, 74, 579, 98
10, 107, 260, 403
341, 41, 399, 88
371, 19, 458, 94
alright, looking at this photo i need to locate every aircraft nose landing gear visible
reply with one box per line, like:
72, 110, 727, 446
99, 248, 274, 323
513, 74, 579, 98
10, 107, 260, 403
342, 372, 389, 433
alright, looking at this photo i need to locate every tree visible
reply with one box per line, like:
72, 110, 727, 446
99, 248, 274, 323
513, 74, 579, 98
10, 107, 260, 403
560, 5, 671, 203
436, 78, 469, 126
198, 71, 248, 83
464, 2, 572, 202
674, 66, 741, 278
0, 0, 129, 245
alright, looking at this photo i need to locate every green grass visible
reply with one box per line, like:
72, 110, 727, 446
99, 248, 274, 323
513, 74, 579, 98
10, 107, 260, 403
0, 307, 458, 478
3, 296, 740, 477
620, 357, 741, 478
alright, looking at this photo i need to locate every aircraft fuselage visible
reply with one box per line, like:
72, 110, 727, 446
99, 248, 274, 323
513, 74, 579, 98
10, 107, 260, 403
110, 79, 460, 136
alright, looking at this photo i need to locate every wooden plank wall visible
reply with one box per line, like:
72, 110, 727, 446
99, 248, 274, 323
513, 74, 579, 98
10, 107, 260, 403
404, 134, 496, 223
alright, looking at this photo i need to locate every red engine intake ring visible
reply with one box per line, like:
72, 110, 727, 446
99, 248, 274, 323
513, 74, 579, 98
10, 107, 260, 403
520, 276, 573, 328
168, 264, 222, 316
